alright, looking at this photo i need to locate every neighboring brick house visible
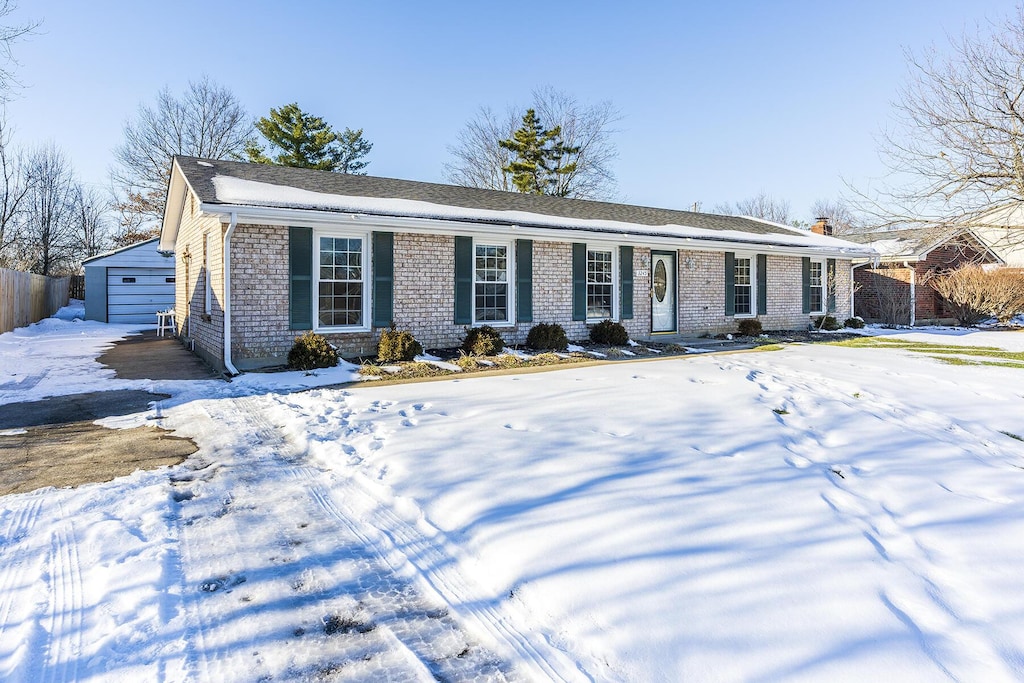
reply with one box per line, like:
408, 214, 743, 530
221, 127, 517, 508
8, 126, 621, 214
844, 227, 1001, 325
158, 157, 873, 373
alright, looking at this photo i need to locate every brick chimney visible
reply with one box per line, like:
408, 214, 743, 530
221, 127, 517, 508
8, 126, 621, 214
811, 216, 833, 236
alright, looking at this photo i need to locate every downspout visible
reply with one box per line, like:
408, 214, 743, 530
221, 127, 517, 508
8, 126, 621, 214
849, 263, 855, 318
223, 212, 239, 376
903, 261, 916, 327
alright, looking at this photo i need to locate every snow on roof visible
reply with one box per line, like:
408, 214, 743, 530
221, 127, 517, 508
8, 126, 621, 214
210, 175, 871, 255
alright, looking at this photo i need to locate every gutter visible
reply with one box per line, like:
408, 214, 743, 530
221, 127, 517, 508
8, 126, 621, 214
223, 212, 239, 376
198, 203, 875, 261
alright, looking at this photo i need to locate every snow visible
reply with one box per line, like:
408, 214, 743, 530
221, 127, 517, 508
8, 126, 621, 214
210, 176, 872, 256
3, 312, 1024, 680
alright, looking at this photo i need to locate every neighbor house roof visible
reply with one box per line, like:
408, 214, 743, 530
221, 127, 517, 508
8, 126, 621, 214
842, 227, 1001, 263
160, 156, 875, 258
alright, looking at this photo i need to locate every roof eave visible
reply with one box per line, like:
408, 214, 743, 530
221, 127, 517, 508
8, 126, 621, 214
199, 201, 876, 259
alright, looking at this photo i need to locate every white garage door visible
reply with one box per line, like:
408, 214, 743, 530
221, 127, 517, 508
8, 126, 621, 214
107, 267, 175, 324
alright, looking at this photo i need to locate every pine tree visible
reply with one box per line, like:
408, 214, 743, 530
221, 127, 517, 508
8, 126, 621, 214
336, 127, 373, 174
499, 109, 579, 195
246, 103, 372, 173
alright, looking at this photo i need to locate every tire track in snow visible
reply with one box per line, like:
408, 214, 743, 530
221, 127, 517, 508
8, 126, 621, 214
0, 492, 45, 629
43, 504, 84, 683
0, 492, 47, 678
184, 393, 520, 680
274, 392, 584, 682
733, 357, 1021, 681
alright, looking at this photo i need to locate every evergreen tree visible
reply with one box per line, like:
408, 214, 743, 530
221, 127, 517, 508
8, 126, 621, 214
246, 103, 372, 173
499, 109, 579, 195
336, 127, 373, 174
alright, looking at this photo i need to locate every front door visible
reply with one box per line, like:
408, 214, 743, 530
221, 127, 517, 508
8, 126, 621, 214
651, 252, 676, 333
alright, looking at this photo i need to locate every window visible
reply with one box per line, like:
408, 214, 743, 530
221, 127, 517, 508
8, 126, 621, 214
474, 242, 510, 323
587, 248, 615, 320
734, 256, 752, 316
809, 260, 824, 313
317, 236, 365, 327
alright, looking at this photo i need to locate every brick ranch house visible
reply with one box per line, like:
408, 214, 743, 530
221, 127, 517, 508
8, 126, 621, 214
843, 227, 1002, 326
158, 156, 874, 373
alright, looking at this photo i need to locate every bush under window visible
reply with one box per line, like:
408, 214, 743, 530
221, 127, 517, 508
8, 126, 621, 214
288, 331, 339, 370
526, 323, 569, 351
589, 319, 629, 346
844, 317, 865, 329
813, 315, 842, 331
737, 318, 763, 336
462, 325, 505, 356
377, 326, 423, 362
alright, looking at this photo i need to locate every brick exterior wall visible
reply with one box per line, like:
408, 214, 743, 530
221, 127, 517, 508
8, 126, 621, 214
172, 190, 855, 369
675, 250, 853, 335
854, 235, 996, 325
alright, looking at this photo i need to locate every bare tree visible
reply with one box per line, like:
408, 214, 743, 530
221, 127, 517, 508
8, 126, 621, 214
20, 144, 78, 276
445, 87, 621, 200
111, 76, 252, 234
0, 113, 29, 260
864, 8, 1024, 233
716, 191, 793, 225
810, 198, 863, 235
0, 1, 39, 100
72, 185, 109, 259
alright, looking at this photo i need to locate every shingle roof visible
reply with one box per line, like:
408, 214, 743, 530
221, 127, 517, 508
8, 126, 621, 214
175, 156, 800, 237
841, 228, 964, 259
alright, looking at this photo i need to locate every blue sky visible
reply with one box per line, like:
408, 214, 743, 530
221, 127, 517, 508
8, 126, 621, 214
4, 0, 1016, 222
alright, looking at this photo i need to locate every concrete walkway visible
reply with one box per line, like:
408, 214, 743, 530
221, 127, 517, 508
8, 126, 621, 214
98, 329, 220, 380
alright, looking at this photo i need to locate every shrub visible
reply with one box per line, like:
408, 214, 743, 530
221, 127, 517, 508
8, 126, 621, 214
495, 353, 523, 368
526, 322, 568, 351
737, 318, 763, 336
924, 265, 1024, 325
589, 319, 629, 345
813, 315, 842, 331
287, 331, 339, 370
844, 316, 865, 329
377, 326, 422, 362
462, 325, 505, 355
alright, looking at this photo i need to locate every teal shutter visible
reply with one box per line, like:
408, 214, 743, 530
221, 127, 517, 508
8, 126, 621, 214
289, 226, 312, 330
572, 243, 587, 321
827, 258, 837, 313
802, 257, 812, 314
724, 252, 736, 316
619, 245, 634, 320
454, 236, 472, 325
516, 239, 533, 323
372, 231, 393, 327
757, 254, 767, 316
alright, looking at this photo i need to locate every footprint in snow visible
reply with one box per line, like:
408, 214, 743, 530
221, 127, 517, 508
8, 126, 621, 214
785, 455, 812, 469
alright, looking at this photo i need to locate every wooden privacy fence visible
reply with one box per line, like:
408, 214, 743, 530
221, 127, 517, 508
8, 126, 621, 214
68, 275, 85, 300
0, 268, 70, 335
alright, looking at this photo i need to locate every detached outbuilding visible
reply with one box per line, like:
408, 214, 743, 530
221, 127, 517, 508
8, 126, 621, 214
83, 238, 175, 324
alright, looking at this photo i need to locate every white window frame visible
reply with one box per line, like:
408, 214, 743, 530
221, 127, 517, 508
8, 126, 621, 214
586, 244, 618, 323
809, 258, 826, 315
203, 232, 212, 315
313, 228, 372, 333
733, 253, 756, 319
472, 238, 515, 327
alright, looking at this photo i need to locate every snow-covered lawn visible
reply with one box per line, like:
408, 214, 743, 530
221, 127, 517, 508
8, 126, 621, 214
2, 311, 1024, 681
